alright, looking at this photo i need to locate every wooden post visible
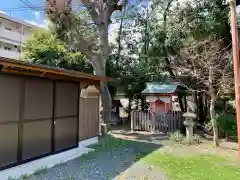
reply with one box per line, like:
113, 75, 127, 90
131, 111, 134, 133
230, 0, 240, 159
171, 112, 174, 132
152, 112, 156, 133
170, 95, 173, 111
147, 112, 149, 131
144, 112, 147, 130
153, 101, 156, 113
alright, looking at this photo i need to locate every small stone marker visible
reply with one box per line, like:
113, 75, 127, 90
182, 112, 196, 144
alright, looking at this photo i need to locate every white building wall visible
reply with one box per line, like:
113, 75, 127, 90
0, 47, 22, 59
0, 13, 38, 60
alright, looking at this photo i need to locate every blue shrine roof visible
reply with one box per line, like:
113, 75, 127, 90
142, 83, 177, 94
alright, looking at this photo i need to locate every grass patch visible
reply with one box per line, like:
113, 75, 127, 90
33, 166, 47, 176
80, 136, 129, 161
8, 174, 31, 180
89, 135, 134, 150
80, 135, 160, 163
143, 151, 240, 180
80, 135, 136, 160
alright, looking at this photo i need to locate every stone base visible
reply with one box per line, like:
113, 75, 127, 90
100, 123, 108, 135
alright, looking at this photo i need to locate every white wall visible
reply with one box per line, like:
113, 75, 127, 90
0, 28, 22, 45
0, 48, 20, 59
0, 42, 20, 59
3, 20, 20, 32
0, 18, 34, 59
0, 18, 32, 47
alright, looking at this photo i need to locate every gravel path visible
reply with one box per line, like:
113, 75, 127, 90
18, 138, 165, 180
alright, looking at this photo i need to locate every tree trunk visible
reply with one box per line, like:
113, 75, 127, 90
178, 91, 186, 112
184, 95, 187, 112
198, 92, 205, 124
209, 66, 219, 146
163, 0, 175, 78
194, 92, 199, 120
95, 17, 111, 124
99, 81, 112, 123
210, 95, 219, 146
128, 97, 132, 121
117, 4, 127, 65
204, 93, 209, 122
94, 58, 112, 124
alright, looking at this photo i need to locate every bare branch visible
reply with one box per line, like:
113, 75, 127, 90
172, 39, 233, 98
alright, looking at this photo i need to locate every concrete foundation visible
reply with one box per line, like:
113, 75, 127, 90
0, 137, 99, 180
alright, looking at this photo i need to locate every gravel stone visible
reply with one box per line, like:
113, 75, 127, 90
22, 140, 165, 180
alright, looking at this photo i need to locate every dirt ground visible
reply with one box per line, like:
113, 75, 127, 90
109, 123, 238, 160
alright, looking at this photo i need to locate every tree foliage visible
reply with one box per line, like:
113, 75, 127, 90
149, 0, 231, 77
22, 29, 93, 73
44, 0, 129, 123
179, 39, 232, 146
147, 0, 233, 145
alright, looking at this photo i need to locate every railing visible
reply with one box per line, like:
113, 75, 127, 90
131, 110, 184, 133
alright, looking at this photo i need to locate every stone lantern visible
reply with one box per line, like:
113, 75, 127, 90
182, 112, 196, 144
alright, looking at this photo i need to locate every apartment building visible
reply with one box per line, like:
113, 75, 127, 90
0, 12, 38, 60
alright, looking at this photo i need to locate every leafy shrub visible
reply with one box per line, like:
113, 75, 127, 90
193, 134, 201, 144
205, 114, 237, 139
204, 120, 213, 134
169, 131, 185, 142
217, 114, 236, 138
169, 131, 201, 145
226, 101, 236, 114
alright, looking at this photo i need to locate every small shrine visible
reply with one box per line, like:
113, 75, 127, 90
142, 83, 183, 113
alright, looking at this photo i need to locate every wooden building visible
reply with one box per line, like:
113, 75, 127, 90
142, 83, 182, 113
0, 57, 108, 171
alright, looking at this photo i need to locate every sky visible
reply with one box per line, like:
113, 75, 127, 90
0, 0, 141, 44
0, 0, 239, 28
0, 0, 47, 28
0, 0, 141, 29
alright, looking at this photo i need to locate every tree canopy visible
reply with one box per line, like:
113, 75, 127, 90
21, 0, 236, 143
22, 29, 93, 73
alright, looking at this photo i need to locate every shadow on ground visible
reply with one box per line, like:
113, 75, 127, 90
109, 122, 169, 143
17, 134, 163, 180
